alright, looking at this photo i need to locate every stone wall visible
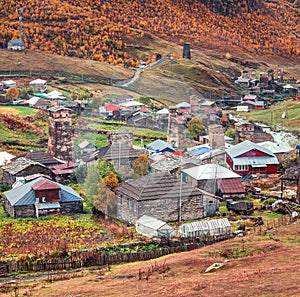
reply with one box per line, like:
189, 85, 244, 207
60, 201, 83, 215
107, 130, 133, 146
117, 193, 204, 224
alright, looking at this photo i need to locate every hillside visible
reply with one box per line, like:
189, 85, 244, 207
4, 220, 300, 297
0, 0, 299, 68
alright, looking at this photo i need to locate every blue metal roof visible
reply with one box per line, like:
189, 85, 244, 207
4, 177, 82, 206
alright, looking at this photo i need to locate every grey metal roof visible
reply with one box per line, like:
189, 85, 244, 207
182, 164, 240, 180
147, 139, 175, 152
232, 156, 279, 166
9, 39, 24, 46
226, 140, 276, 158
4, 177, 82, 206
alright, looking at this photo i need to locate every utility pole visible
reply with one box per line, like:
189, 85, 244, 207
179, 172, 182, 222
297, 172, 300, 205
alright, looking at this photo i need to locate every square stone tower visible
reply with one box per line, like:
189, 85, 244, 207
208, 124, 225, 149
189, 95, 200, 115
167, 106, 179, 147
48, 106, 73, 161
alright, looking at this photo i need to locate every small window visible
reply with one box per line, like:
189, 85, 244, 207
128, 198, 131, 209
42, 197, 46, 203
120, 195, 123, 205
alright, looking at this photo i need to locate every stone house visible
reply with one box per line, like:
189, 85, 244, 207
1, 157, 50, 186
116, 172, 219, 224
3, 176, 83, 218
78, 140, 96, 155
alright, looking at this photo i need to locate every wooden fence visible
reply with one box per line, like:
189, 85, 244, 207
0, 235, 230, 276
0, 216, 297, 276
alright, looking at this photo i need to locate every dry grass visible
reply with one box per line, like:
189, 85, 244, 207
4, 220, 300, 297
0, 49, 133, 80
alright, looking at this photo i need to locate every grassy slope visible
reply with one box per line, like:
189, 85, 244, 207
236, 100, 300, 132
7, 220, 300, 297
0, 106, 48, 155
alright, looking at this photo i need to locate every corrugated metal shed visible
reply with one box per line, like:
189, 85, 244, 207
178, 218, 231, 238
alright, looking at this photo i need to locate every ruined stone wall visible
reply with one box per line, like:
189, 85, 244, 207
107, 130, 133, 146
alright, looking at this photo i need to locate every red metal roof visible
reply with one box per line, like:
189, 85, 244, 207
105, 103, 119, 112
139, 107, 151, 113
32, 179, 61, 190
52, 162, 76, 170
217, 178, 245, 194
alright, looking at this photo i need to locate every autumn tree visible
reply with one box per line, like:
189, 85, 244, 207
132, 154, 149, 177
6, 87, 19, 101
94, 179, 116, 219
186, 117, 205, 140
83, 160, 122, 214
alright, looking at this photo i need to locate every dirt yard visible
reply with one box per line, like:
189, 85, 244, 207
2, 220, 300, 297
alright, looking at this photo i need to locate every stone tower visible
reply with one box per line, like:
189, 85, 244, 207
48, 106, 73, 161
189, 95, 200, 115
167, 106, 179, 147
208, 124, 225, 149
183, 42, 191, 59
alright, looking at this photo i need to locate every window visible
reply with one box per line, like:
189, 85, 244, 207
234, 165, 248, 171
120, 195, 124, 205
128, 198, 131, 209
41, 197, 46, 203
133, 201, 137, 212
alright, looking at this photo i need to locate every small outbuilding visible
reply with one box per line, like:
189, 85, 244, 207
178, 218, 231, 238
29, 79, 47, 93
7, 39, 24, 51
135, 215, 174, 237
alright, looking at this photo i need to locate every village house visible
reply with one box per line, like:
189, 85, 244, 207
29, 79, 47, 93
234, 121, 274, 144
78, 140, 96, 155
14, 150, 65, 169
7, 39, 24, 51
0, 157, 50, 186
87, 142, 140, 170
226, 140, 279, 175
181, 163, 245, 199
1, 80, 17, 89
51, 161, 77, 183
147, 139, 177, 153
26, 97, 51, 109
3, 176, 83, 218
116, 172, 219, 224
